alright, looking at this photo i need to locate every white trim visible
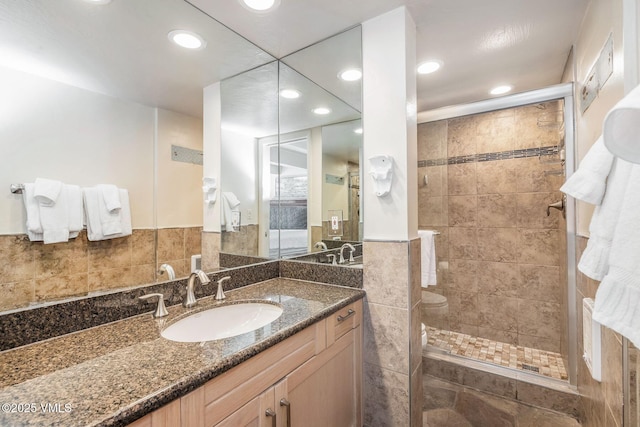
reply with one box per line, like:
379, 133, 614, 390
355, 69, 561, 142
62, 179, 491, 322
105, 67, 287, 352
417, 83, 573, 123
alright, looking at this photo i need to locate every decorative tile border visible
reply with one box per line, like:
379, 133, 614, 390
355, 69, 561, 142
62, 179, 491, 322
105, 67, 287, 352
418, 145, 559, 167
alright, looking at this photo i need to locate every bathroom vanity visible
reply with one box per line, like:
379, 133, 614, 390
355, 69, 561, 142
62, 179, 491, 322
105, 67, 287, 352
0, 279, 364, 427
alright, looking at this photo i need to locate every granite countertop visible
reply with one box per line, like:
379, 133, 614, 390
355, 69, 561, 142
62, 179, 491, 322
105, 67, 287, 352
0, 278, 365, 427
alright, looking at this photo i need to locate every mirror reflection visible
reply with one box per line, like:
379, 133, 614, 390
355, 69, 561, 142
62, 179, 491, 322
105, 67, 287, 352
0, 0, 275, 311
218, 26, 363, 262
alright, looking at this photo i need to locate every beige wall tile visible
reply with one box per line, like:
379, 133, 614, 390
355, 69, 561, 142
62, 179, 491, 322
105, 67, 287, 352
410, 238, 422, 310
447, 289, 478, 327
88, 236, 132, 271
201, 231, 221, 271
517, 229, 560, 266
448, 195, 477, 227
0, 281, 35, 311
517, 333, 560, 353
449, 227, 477, 260
447, 116, 477, 157
419, 120, 447, 161
89, 265, 155, 291
35, 237, 88, 279
448, 163, 477, 196
516, 192, 561, 229
420, 165, 446, 197
157, 228, 185, 262
514, 158, 563, 193
184, 227, 203, 258
477, 294, 518, 332
477, 194, 517, 228
156, 259, 189, 279
410, 363, 423, 427
0, 235, 34, 283
419, 196, 447, 227
477, 327, 518, 346
477, 228, 517, 262
476, 114, 515, 154
364, 241, 409, 308
602, 329, 623, 427
364, 363, 410, 427
448, 259, 478, 293
35, 273, 88, 301
476, 261, 519, 297
517, 299, 561, 342
519, 264, 561, 303
476, 160, 517, 194
131, 229, 155, 266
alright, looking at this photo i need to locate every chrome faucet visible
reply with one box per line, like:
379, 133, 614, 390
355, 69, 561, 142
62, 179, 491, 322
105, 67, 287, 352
215, 276, 231, 300
314, 241, 328, 251
158, 263, 176, 280
339, 243, 356, 264
183, 270, 211, 308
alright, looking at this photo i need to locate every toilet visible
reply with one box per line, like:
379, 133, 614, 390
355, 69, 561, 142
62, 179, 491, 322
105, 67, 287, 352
421, 289, 449, 347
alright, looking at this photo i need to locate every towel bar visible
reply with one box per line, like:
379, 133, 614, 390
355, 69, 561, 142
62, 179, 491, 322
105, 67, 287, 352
10, 184, 24, 194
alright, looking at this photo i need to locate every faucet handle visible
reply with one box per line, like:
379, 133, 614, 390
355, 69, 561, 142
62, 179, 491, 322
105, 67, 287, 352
216, 276, 231, 300
139, 293, 169, 318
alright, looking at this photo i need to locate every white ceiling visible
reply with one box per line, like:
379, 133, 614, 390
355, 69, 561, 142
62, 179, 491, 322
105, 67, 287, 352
190, 0, 589, 112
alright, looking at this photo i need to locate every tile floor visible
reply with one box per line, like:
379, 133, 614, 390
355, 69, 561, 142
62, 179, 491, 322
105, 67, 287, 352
426, 326, 568, 381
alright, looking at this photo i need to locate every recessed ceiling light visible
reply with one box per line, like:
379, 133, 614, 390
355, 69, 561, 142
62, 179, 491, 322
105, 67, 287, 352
417, 60, 442, 75
339, 69, 362, 82
240, 0, 281, 12
354, 128, 363, 135
168, 30, 206, 50
312, 107, 331, 115
83, 0, 112, 4
490, 85, 512, 95
280, 89, 300, 99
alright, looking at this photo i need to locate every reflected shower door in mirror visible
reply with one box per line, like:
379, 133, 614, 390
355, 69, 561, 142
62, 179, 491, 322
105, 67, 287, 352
218, 26, 362, 261
0, 0, 275, 312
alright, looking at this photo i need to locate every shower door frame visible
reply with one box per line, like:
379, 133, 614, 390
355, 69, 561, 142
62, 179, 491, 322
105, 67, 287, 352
418, 82, 578, 386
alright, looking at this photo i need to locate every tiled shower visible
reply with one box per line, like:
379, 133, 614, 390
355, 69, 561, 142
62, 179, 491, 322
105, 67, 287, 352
418, 100, 569, 380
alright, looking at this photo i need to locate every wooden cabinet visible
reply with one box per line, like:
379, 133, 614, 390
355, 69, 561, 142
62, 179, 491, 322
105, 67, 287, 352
129, 299, 363, 427
128, 400, 181, 427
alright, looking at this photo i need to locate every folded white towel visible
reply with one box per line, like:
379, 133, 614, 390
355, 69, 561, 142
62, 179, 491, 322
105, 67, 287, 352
23, 183, 43, 236
67, 185, 83, 235
603, 84, 640, 163
418, 230, 437, 287
578, 158, 633, 280
222, 192, 240, 232
98, 184, 121, 212
560, 136, 614, 205
592, 165, 640, 349
39, 185, 71, 244
34, 178, 62, 207
84, 187, 132, 241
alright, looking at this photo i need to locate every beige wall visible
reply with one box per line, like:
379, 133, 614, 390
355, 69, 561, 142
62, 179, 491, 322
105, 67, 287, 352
417, 101, 567, 354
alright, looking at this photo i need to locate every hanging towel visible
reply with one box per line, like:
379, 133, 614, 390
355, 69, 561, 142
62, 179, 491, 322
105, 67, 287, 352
38, 184, 72, 244
578, 158, 633, 280
99, 184, 121, 212
33, 178, 62, 207
221, 192, 240, 232
66, 185, 83, 236
603, 83, 640, 163
84, 187, 132, 241
203, 177, 217, 204
418, 230, 437, 287
23, 183, 43, 239
560, 136, 615, 205
592, 165, 640, 349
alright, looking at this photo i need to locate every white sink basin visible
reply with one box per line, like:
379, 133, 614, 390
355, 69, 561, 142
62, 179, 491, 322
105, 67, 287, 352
161, 302, 283, 343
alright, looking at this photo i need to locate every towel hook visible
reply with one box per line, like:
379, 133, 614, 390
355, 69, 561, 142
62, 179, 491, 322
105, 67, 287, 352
10, 184, 25, 194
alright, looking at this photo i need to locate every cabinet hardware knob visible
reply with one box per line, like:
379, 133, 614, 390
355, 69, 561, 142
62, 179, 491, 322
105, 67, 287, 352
280, 398, 291, 427
265, 408, 277, 427
337, 309, 355, 322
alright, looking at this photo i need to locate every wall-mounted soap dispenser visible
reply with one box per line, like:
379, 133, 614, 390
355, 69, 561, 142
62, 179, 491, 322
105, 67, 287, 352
369, 155, 393, 197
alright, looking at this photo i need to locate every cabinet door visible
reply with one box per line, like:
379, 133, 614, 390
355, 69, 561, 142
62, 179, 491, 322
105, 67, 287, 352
128, 400, 180, 427
283, 327, 359, 427
216, 386, 279, 427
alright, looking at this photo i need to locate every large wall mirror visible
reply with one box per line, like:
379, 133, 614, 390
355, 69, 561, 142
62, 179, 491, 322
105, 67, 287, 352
219, 26, 363, 262
0, 0, 275, 312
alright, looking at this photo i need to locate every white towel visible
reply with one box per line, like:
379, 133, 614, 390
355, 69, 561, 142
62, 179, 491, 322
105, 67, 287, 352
34, 178, 62, 207
84, 187, 132, 241
592, 165, 640, 348
99, 184, 121, 212
23, 183, 43, 237
418, 230, 437, 287
560, 136, 614, 205
39, 184, 72, 244
221, 192, 240, 232
23, 183, 82, 242
578, 158, 633, 280
603, 83, 640, 164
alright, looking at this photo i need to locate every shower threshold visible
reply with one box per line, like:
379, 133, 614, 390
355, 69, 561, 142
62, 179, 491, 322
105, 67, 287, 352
425, 326, 568, 381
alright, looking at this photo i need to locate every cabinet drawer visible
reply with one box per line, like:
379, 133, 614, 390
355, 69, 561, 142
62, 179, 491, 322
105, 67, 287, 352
328, 300, 362, 344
